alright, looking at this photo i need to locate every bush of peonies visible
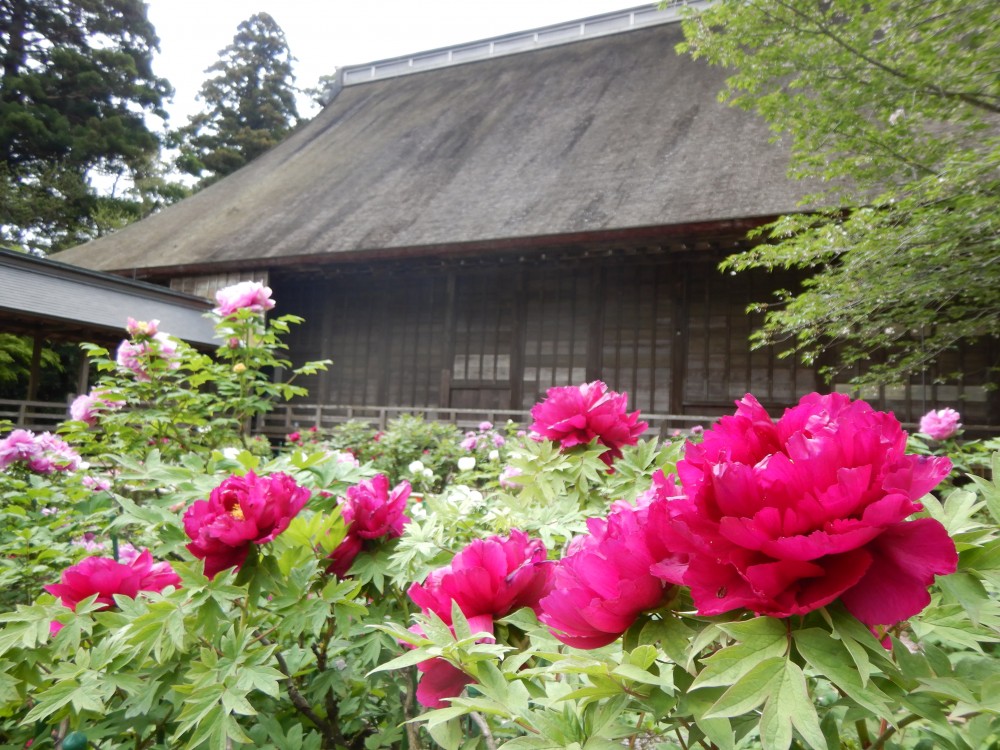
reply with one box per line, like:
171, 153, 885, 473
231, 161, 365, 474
0, 287, 995, 750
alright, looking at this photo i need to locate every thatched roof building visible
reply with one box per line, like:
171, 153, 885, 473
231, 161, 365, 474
56, 3, 805, 276
53, 3, 996, 430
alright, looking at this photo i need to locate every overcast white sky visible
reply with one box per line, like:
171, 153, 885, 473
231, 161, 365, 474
145, 1, 644, 126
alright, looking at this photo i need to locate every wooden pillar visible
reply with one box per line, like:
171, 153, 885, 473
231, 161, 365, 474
586, 266, 606, 382
509, 269, 527, 410
669, 262, 689, 415
26, 331, 43, 401
76, 350, 90, 396
438, 270, 457, 408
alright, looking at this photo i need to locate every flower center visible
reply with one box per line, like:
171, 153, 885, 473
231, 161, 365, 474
230, 504, 245, 521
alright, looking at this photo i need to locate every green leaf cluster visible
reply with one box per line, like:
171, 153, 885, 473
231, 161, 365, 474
679, 0, 1000, 385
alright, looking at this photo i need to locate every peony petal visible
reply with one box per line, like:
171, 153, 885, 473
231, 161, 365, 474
415, 658, 471, 708
839, 519, 957, 626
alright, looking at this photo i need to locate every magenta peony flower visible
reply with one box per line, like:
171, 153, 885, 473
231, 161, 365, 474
183, 471, 310, 579
415, 657, 472, 709
326, 533, 364, 578
539, 499, 684, 649
660, 393, 957, 627
919, 408, 962, 441
45, 549, 180, 631
327, 476, 412, 577
406, 530, 553, 707
213, 281, 276, 317
409, 530, 552, 626
529, 381, 648, 466
341, 475, 411, 540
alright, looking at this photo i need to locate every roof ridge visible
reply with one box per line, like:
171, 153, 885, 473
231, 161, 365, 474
332, 1, 705, 89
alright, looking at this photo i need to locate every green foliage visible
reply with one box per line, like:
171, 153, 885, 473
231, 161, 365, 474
0, 333, 69, 398
0, 0, 174, 251
3, 297, 1000, 748
319, 415, 505, 493
173, 13, 299, 187
679, 0, 1000, 385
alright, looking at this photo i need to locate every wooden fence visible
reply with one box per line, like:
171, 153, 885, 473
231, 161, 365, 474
0, 399, 69, 432
255, 403, 721, 439
3, 399, 993, 441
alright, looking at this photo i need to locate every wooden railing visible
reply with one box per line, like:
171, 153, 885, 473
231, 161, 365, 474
255, 403, 721, 438
0, 399, 69, 432
9, 399, 992, 441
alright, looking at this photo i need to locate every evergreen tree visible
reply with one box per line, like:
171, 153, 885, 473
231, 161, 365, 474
0, 0, 172, 251
681, 0, 1000, 385
174, 13, 299, 186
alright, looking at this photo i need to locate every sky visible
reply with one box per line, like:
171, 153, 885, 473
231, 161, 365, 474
145, 1, 644, 126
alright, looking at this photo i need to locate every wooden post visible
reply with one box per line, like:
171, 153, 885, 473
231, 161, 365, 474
509, 269, 527, 410
670, 263, 688, 415
586, 266, 605, 382
76, 350, 90, 397
26, 331, 43, 402
439, 270, 457, 407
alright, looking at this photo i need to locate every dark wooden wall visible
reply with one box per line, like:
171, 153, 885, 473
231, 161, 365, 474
272, 251, 997, 427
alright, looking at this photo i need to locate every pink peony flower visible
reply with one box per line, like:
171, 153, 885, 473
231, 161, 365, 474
72, 532, 106, 554
29, 433, 81, 473
287, 431, 302, 444
116, 333, 178, 381
529, 381, 648, 467
327, 475, 411, 577
0, 429, 40, 469
478, 421, 493, 431
45, 549, 180, 632
213, 281, 276, 317
499, 465, 522, 489
70, 388, 121, 426
183, 471, 310, 579
125, 318, 159, 337
659, 393, 957, 628
407, 530, 553, 707
82, 475, 112, 492
919, 408, 962, 441
70, 392, 99, 425
539, 499, 684, 649
1, 430, 79, 474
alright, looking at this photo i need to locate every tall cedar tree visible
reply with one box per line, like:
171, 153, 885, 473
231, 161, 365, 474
175, 13, 298, 186
0, 0, 172, 251
681, 1, 1000, 386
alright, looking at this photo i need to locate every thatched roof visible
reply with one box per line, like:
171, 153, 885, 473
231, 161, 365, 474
56, 5, 808, 276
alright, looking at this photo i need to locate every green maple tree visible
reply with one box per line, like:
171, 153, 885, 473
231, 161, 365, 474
680, 0, 1000, 385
